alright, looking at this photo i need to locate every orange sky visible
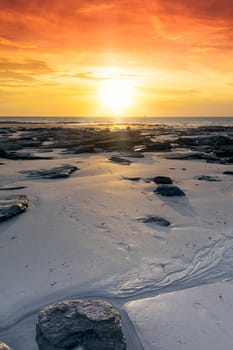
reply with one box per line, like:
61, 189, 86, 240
0, 0, 233, 116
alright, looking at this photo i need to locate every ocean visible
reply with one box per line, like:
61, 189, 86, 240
0, 116, 233, 127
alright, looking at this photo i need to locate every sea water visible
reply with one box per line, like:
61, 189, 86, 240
0, 116, 233, 127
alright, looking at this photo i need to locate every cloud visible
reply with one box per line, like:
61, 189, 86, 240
0, 36, 36, 49
140, 87, 201, 97
0, 58, 54, 84
0, 58, 53, 74
0, 0, 232, 57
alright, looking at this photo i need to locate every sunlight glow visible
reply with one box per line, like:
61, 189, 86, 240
100, 77, 132, 115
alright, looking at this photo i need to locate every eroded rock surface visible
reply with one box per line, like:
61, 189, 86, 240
20, 165, 78, 179
0, 195, 29, 222
36, 299, 126, 350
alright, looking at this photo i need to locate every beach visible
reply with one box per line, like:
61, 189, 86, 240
0, 119, 233, 349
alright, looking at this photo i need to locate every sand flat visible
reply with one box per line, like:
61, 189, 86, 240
0, 124, 233, 349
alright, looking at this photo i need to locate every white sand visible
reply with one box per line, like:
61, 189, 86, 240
0, 151, 233, 349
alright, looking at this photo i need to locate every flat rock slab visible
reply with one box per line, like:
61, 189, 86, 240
3, 152, 52, 160
153, 176, 173, 184
0, 343, 13, 350
20, 165, 78, 179
137, 215, 171, 226
109, 156, 132, 165
0, 195, 29, 222
155, 185, 186, 197
36, 299, 126, 350
122, 176, 141, 181
197, 175, 221, 182
0, 186, 27, 191
120, 152, 144, 158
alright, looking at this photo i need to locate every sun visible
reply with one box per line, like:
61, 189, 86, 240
100, 78, 132, 115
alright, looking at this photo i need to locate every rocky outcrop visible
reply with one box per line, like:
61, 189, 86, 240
36, 299, 126, 350
0, 195, 29, 222
20, 165, 78, 179
0, 342, 13, 350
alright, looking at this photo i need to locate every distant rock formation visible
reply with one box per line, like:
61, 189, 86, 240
36, 299, 126, 350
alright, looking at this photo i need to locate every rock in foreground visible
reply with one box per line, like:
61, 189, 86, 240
20, 165, 78, 179
137, 215, 171, 226
0, 342, 13, 350
36, 299, 126, 350
155, 185, 186, 197
0, 195, 29, 222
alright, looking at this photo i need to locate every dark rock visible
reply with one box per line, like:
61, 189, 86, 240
4, 152, 53, 160
223, 171, 233, 175
176, 137, 197, 147
137, 216, 170, 226
0, 195, 29, 222
20, 165, 78, 179
197, 175, 221, 182
0, 186, 27, 191
64, 144, 96, 154
109, 156, 132, 165
224, 158, 233, 164
155, 185, 186, 197
165, 152, 205, 160
214, 135, 233, 147
122, 176, 141, 181
144, 141, 171, 152
214, 149, 233, 158
0, 148, 7, 157
153, 176, 173, 184
36, 299, 126, 350
0, 342, 13, 350
120, 152, 144, 158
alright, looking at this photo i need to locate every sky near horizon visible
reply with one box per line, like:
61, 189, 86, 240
0, 0, 233, 117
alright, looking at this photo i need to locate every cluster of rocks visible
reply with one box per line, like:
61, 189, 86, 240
152, 176, 186, 197
1, 124, 233, 163
172, 133, 233, 164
